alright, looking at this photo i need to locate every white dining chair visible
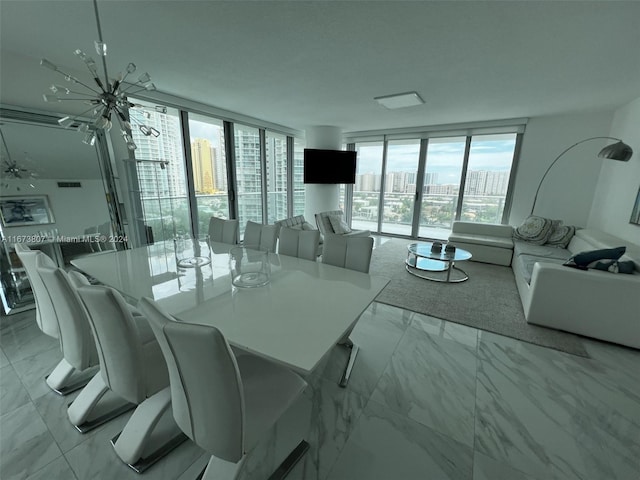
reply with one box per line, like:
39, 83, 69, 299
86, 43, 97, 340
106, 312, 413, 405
139, 297, 309, 480
14, 244, 91, 395
278, 226, 320, 261
321, 234, 374, 387
243, 220, 279, 252
36, 260, 99, 395
208, 216, 240, 245
73, 285, 186, 472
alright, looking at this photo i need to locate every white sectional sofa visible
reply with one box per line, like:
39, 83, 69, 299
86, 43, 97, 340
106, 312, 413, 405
512, 228, 640, 349
448, 222, 640, 349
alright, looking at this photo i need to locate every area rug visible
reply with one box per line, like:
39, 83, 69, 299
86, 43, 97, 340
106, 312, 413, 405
370, 239, 588, 357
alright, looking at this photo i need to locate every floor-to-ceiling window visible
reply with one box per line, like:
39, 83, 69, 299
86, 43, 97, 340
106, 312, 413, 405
265, 131, 287, 224
349, 126, 521, 239
418, 136, 466, 238
129, 101, 191, 242
352, 141, 383, 231
292, 137, 306, 216
381, 139, 421, 236
460, 133, 517, 224
234, 124, 263, 234
188, 114, 229, 235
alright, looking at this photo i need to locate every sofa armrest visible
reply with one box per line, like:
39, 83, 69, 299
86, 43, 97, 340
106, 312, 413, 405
526, 262, 640, 348
344, 229, 371, 238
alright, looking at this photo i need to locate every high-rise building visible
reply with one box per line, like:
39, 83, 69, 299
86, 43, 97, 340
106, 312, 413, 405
191, 138, 215, 194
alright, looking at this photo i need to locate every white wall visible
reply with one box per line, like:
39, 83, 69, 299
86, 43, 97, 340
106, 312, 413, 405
1, 179, 111, 238
588, 96, 640, 243
509, 110, 615, 228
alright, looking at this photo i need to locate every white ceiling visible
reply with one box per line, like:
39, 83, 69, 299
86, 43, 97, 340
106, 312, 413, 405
1, 0, 639, 135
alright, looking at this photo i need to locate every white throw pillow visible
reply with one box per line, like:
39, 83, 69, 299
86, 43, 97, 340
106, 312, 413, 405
328, 215, 352, 234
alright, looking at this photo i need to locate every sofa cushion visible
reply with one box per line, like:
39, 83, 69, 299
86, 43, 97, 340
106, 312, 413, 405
545, 224, 576, 249
513, 216, 556, 245
516, 254, 567, 284
448, 232, 513, 249
513, 241, 572, 260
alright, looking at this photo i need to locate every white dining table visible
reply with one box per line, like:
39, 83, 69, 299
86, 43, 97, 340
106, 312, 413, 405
71, 241, 389, 374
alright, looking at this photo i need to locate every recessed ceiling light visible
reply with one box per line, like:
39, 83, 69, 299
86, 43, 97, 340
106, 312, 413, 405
374, 91, 424, 109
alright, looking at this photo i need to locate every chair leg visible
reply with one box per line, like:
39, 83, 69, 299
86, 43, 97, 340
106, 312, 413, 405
67, 373, 134, 433
45, 358, 96, 396
111, 387, 187, 473
267, 440, 310, 480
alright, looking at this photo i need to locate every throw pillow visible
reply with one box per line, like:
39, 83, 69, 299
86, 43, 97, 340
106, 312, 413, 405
328, 215, 352, 234
572, 246, 626, 267
513, 216, 555, 245
546, 224, 576, 249
592, 260, 636, 274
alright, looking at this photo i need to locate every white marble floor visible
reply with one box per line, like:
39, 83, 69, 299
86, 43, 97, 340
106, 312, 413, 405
1, 300, 638, 480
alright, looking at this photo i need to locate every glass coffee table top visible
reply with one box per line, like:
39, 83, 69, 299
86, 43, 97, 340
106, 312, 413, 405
406, 242, 472, 283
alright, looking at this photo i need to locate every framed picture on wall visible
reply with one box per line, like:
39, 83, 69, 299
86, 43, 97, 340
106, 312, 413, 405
631, 186, 640, 226
0, 195, 55, 227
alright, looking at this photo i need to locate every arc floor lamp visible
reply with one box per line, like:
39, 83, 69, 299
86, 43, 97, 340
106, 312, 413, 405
530, 137, 633, 215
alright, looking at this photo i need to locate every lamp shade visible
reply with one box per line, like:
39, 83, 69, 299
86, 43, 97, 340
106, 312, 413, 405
598, 141, 633, 161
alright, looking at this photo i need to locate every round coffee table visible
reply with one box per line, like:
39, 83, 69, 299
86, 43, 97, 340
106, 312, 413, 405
405, 242, 472, 283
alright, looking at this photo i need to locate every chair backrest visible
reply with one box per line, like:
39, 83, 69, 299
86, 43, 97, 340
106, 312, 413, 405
243, 220, 278, 252
14, 244, 60, 338
322, 234, 374, 274
208, 216, 239, 245
36, 260, 97, 370
97, 222, 116, 251
76, 285, 145, 404
278, 226, 320, 261
315, 210, 345, 236
139, 297, 245, 463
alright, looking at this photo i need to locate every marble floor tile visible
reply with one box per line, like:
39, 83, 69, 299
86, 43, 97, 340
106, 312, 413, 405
285, 377, 368, 480
64, 412, 203, 480
313, 302, 412, 399
0, 318, 59, 365
0, 364, 31, 415
25, 456, 78, 480
472, 451, 540, 480
0, 346, 10, 367
10, 346, 64, 401
327, 398, 473, 480
371, 315, 478, 447
474, 332, 613, 480
0, 402, 62, 480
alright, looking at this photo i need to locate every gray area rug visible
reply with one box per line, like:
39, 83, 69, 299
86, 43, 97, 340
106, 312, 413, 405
370, 239, 588, 357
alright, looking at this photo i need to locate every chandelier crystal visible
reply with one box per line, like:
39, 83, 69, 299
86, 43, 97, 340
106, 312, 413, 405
40, 0, 158, 150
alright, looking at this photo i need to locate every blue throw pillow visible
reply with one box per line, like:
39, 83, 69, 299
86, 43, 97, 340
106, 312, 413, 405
572, 246, 626, 267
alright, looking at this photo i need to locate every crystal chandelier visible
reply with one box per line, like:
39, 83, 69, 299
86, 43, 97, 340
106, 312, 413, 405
40, 0, 158, 150
0, 127, 38, 191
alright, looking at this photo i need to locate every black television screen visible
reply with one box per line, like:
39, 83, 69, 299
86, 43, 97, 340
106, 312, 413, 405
303, 149, 357, 184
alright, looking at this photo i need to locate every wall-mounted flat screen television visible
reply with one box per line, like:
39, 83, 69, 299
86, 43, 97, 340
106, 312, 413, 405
303, 149, 357, 184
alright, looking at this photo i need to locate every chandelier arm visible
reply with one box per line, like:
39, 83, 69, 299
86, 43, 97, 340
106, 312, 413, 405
51, 67, 103, 95
93, 0, 110, 91
529, 136, 621, 216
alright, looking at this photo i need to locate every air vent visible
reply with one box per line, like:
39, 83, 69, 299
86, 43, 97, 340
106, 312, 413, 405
57, 182, 82, 188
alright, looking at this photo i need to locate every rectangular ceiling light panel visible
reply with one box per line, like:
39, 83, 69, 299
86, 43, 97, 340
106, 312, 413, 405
374, 91, 424, 109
